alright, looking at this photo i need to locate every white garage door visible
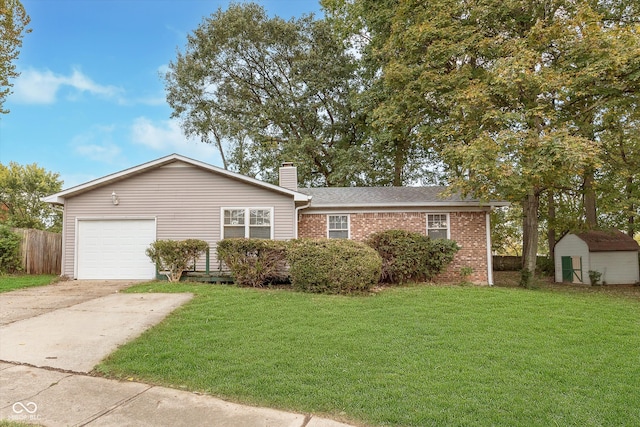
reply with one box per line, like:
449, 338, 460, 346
77, 219, 156, 279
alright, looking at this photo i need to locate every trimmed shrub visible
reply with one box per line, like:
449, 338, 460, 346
146, 239, 209, 282
286, 238, 382, 294
366, 230, 459, 284
0, 225, 22, 274
217, 238, 288, 287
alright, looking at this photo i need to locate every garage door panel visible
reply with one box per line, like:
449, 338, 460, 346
77, 219, 156, 279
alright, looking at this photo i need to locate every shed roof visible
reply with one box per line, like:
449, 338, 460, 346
298, 186, 508, 209
576, 230, 639, 252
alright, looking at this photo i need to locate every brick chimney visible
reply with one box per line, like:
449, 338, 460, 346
279, 162, 298, 191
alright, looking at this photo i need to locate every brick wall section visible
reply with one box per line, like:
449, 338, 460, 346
298, 211, 489, 284
433, 211, 488, 284
297, 213, 327, 239
350, 212, 425, 240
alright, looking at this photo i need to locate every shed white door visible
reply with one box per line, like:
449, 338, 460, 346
77, 219, 156, 279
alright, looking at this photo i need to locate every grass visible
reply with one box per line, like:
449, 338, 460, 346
0, 274, 58, 293
96, 280, 640, 427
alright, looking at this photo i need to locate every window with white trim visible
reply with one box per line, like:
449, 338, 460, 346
328, 215, 349, 239
222, 208, 272, 239
427, 213, 449, 239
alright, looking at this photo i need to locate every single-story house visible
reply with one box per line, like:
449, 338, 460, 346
44, 154, 508, 284
554, 230, 640, 285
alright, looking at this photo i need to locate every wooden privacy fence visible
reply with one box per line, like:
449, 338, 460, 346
493, 255, 550, 271
13, 228, 62, 275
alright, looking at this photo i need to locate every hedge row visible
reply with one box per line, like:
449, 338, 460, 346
216, 230, 459, 294
366, 229, 460, 284
217, 239, 288, 287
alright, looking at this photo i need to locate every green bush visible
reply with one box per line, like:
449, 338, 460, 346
217, 238, 288, 287
146, 239, 209, 282
0, 225, 22, 274
286, 238, 382, 294
588, 270, 603, 286
426, 238, 461, 280
366, 230, 459, 284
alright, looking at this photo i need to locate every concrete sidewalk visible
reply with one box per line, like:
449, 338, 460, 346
0, 362, 355, 427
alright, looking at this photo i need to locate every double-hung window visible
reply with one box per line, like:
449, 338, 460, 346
222, 208, 272, 239
427, 213, 449, 239
328, 214, 349, 239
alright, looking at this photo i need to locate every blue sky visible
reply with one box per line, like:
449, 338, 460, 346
0, 0, 323, 189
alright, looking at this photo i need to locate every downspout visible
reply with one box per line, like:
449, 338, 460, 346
294, 198, 312, 238
486, 211, 494, 286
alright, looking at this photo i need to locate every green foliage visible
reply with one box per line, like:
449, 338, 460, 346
165, 2, 372, 187
0, 224, 21, 273
325, 0, 640, 275
589, 270, 603, 286
536, 256, 555, 276
145, 239, 209, 282
0, 162, 63, 231
0, 0, 31, 114
286, 238, 381, 294
216, 238, 288, 287
366, 229, 459, 284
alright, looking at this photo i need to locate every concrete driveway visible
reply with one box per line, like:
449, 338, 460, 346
0, 280, 192, 372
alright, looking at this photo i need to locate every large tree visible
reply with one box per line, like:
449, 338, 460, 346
325, 0, 639, 285
0, 0, 30, 114
0, 162, 63, 231
165, 3, 372, 187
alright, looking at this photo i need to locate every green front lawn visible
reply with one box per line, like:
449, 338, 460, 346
97, 282, 640, 426
0, 275, 58, 293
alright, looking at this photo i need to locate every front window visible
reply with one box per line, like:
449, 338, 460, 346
223, 208, 272, 239
223, 209, 246, 238
249, 209, 271, 238
427, 214, 448, 239
328, 215, 349, 239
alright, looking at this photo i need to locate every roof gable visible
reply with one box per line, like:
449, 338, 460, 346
43, 154, 311, 204
575, 230, 639, 252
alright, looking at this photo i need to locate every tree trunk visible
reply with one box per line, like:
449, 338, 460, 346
627, 176, 635, 237
547, 190, 556, 268
393, 138, 404, 186
521, 189, 540, 287
583, 167, 597, 228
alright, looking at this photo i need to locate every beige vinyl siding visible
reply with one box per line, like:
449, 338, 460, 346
62, 162, 295, 277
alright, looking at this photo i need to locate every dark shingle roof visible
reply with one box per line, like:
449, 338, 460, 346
298, 186, 506, 208
576, 230, 640, 252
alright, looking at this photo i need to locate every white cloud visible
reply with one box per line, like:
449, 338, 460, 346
12, 67, 123, 104
130, 117, 222, 164
71, 125, 122, 164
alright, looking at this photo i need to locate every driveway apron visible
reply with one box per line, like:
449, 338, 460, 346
0, 281, 192, 372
